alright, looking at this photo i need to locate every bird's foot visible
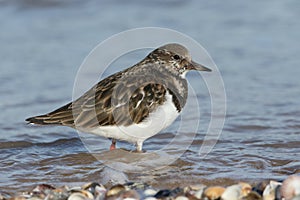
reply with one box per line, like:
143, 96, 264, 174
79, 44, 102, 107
110, 143, 116, 151
110, 139, 117, 151
131, 149, 146, 153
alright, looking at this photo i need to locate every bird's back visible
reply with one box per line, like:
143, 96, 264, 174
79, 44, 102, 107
26, 62, 188, 130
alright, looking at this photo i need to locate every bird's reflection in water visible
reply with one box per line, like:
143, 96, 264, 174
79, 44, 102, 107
93, 148, 181, 173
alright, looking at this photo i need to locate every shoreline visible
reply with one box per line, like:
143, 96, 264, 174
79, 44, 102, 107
1, 175, 299, 200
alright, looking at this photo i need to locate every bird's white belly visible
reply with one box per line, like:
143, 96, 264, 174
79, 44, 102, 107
89, 91, 179, 144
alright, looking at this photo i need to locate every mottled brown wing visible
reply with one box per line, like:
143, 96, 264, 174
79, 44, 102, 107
26, 67, 169, 129
25, 71, 122, 127
73, 69, 168, 128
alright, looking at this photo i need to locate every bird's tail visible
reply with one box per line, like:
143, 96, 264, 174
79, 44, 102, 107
26, 114, 62, 125
26, 103, 75, 127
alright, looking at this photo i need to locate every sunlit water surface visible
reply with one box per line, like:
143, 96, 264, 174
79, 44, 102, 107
0, 0, 300, 194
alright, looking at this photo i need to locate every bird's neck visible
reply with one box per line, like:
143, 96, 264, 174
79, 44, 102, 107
158, 68, 188, 112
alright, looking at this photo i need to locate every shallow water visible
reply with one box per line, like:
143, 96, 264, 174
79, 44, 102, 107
1, 0, 300, 194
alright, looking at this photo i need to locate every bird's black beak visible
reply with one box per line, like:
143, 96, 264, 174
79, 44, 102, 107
189, 60, 212, 72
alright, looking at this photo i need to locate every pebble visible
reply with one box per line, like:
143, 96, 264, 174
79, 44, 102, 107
3, 175, 300, 200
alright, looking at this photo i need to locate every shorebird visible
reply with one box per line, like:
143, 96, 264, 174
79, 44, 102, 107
26, 43, 211, 152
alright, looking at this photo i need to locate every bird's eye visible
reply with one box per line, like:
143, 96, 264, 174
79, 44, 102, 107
173, 55, 180, 60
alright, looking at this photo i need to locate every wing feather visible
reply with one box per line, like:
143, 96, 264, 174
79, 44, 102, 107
26, 64, 184, 130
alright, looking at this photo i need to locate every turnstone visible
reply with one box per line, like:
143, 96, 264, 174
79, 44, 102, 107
26, 43, 211, 152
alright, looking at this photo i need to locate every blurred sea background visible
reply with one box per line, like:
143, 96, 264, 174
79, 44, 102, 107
0, 0, 300, 193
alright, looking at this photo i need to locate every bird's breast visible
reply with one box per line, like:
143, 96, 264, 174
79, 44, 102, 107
89, 90, 180, 143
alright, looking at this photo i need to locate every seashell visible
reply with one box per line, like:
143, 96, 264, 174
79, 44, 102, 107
183, 184, 206, 199
188, 184, 207, 192
124, 182, 149, 191
221, 184, 242, 200
32, 184, 56, 194
0, 192, 11, 200
291, 195, 300, 200
73, 190, 93, 199
68, 192, 89, 200
262, 180, 282, 200
154, 189, 171, 198
82, 182, 100, 193
239, 182, 252, 197
154, 187, 184, 199
8, 196, 27, 200
14, 192, 32, 199
221, 182, 252, 200
281, 175, 300, 200
27, 184, 57, 199
175, 196, 189, 200
143, 189, 157, 197
106, 184, 126, 197
193, 189, 205, 200
241, 191, 262, 200
119, 189, 140, 200
81, 182, 106, 198
144, 197, 158, 200
204, 186, 225, 200
169, 187, 184, 197
44, 186, 70, 200
28, 197, 43, 200
253, 181, 270, 196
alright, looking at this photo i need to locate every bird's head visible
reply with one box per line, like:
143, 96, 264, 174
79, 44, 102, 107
147, 43, 212, 77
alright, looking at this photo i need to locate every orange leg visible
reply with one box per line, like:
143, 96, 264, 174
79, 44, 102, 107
110, 139, 116, 150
